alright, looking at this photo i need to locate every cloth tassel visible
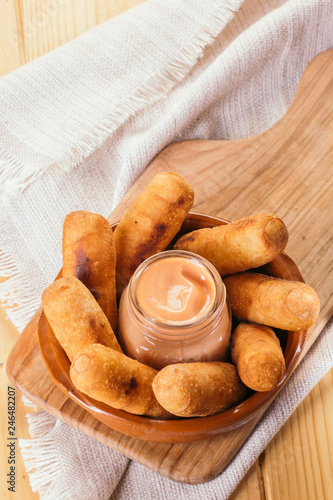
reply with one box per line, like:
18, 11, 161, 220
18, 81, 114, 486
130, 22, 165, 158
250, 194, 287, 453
0, 255, 41, 332
19, 412, 73, 499
20, 395, 39, 412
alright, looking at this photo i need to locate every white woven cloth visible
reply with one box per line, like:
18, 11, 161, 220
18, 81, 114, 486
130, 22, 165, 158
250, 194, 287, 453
1, 0, 332, 498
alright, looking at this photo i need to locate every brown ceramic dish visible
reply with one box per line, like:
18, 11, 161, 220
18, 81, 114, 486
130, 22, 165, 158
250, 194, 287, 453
38, 212, 307, 443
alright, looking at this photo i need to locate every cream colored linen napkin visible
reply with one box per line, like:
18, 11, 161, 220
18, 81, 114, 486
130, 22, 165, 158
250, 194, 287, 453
1, 0, 332, 498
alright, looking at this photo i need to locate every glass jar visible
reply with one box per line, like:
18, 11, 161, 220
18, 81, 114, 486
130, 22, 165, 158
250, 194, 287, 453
118, 250, 232, 370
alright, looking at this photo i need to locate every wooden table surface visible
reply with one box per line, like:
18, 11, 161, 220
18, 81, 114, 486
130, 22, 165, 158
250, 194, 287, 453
0, 1, 332, 499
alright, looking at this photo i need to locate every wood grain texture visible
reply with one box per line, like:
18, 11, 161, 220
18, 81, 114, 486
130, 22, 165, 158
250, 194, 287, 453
5, 49, 333, 491
230, 463, 265, 500
0, 1, 24, 76
262, 369, 333, 500
21, 0, 145, 64
0, 291, 39, 500
0, 0, 146, 76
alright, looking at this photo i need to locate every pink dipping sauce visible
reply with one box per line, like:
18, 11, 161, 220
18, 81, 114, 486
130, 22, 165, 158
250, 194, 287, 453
119, 250, 232, 370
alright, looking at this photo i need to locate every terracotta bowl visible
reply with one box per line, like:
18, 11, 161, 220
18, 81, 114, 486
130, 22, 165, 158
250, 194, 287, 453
38, 211, 306, 443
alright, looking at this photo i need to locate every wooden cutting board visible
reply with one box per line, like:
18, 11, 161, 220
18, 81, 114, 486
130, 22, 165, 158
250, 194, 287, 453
6, 49, 333, 484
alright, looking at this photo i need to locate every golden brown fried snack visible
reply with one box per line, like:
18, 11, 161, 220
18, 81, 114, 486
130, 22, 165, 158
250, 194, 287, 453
232, 323, 286, 392
152, 362, 247, 417
42, 276, 121, 362
224, 272, 320, 331
174, 213, 288, 276
62, 210, 118, 333
70, 343, 171, 418
114, 172, 194, 291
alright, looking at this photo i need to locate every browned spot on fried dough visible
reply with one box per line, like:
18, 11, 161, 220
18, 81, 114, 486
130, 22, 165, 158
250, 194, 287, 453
74, 248, 101, 299
74, 248, 91, 282
132, 222, 168, 267
129, 376, 138, 389
123, 376, 138, 395
154, 223, 168, 236
175, 231, 197, 245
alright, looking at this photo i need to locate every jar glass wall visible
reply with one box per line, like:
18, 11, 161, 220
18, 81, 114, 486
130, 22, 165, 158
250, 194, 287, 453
118, 250, 232, 370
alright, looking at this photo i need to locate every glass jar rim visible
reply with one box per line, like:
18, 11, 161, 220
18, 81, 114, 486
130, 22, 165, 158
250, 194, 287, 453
127, 249, 226, 334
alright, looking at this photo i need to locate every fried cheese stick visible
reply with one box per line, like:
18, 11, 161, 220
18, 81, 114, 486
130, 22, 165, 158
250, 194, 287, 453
152, 362, 246, 417
174, 213, 288, 276
114, 172, 194, 291
42, 276, 121, 361
70, 343, 171, 418
62, 210, 118, 333
232, 323, 286, 392
224, 272, 320, 331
